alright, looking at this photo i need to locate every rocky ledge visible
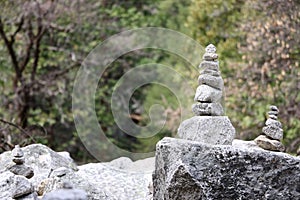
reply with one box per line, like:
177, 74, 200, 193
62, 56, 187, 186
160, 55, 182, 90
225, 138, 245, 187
0, 144, 153, 200
153, 137, 300, 200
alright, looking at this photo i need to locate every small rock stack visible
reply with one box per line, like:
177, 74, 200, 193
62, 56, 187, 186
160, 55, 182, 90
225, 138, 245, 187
8, 145, 34, 179
178, 44, 235, 145
254, 106, 285, 152
192, 44, 224, 116
8, 145, 37, 200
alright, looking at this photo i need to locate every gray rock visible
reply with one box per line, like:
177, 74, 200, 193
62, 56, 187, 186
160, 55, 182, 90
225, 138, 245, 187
12, 175, 34, 198
0, 171, 15, 200
50, 167, 70, 178
194, 84, 222, 103
153, 137, 300, 200
43, 182, 87, 200
199, 60, 219, 71
178, 116, 235, 145
43, 162, 153, 200
0, 144, 78, 189
268, 110, 278, 116
203, 52, 218, 61
254, 135, 285, 152
12, 145, 24, 158
199, 68, 220, 76
232, 139, 262, 150
205, 44, 216, 53
192, 102, 224, 116
269, 115, 278, 120
297, 147, 300, 156
270, 105, 279, 112
7, 164, 34, 179
198, 74, 223, 90
265, 118, 282, 128
262, 126, 283, 140
17, 192, 38, 200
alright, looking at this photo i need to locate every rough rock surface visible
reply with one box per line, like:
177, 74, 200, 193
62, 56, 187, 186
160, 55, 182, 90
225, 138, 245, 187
153, 137, 300, 200
178, 116, 235, 145
0, 144, 154, 200
42, 162, 153, 200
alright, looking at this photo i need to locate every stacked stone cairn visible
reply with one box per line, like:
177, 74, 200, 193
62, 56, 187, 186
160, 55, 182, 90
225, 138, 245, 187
7, 145, 38, 199
192, 44, 224, 116
178, 44, 235, 145
254, 106, 285, 152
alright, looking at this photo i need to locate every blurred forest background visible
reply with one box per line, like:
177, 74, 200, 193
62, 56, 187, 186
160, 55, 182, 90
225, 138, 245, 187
0, 0, 299, 162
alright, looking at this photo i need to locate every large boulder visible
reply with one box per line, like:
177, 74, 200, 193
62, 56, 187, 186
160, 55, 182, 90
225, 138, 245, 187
178, 116, 235, 145
0, 144, 154, 200
0, 144, 78, 189
153, 137, 300, 200
42, 160, 153, 200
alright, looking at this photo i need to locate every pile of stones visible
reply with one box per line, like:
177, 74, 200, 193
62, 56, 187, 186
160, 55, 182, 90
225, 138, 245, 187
193, 44, 224, 116
254, 106, 285, 152
7, 145, 37, 199
178, 44, 235, 145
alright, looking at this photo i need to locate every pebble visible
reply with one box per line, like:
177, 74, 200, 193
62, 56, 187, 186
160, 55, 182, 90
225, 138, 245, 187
254, 135, 285, 152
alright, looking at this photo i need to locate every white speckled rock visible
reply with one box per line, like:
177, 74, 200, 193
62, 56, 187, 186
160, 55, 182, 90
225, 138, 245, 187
153, 137, 300, 200
192, 102, 224, 116
177, 116, 235, 145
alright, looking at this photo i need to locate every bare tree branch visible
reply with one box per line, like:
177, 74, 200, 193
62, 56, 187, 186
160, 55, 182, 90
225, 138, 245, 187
0, 119, 36, 143
0, 17, 21, 81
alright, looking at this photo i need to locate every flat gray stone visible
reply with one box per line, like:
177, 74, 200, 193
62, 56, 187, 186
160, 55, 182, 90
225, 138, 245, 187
194, 84, 222, 103
178, 116, 235, 145
199, 60, 219, 71
153, 137, 300, 200
262, 126, 283, 140
254, 135, 285, 152
199, 68, 220, 76
12, 175, 34, 198
198, 74, 223, 90
203, 52, 218, 61
7, 164, 34, 179
265, 118, 282, 128
192, 102, 224, 116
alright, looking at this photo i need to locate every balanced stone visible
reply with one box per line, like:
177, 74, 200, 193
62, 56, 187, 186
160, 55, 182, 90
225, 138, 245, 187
194, 84, 222, 103
203, 52, 218, 61
198, 74, 224, 90
270, 105, 279, 112
254, 135, 285, 152
199, 68, 220, 76
268, 110, 278, 116
192, 102, 224, 116
12, 145, 25, 165
265, 118, 282, 128
178, 116, 235, 145
205, 44, 216, 53
262, 126, 283, 140
269, 115, 278, 120
8, 164, 34, 179
199, 60, 219, 71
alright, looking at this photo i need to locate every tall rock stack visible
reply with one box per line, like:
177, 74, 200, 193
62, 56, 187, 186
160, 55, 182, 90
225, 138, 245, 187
254, 105, 285, 152
192, 44, 224, 116
178, 44, 235, 145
